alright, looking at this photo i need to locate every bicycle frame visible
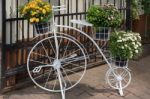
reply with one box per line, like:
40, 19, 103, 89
29, 5, 131, 98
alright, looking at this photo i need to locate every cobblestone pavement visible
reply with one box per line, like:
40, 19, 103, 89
0, 45, 150, 99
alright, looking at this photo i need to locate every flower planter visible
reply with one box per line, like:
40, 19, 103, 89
115, 57, 128, 67
94, 27, 111, 40
34, 22, 50, 34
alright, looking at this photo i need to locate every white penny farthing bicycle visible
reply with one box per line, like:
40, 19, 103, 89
27, 5, 131, 99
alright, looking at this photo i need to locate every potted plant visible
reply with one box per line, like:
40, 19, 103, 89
109, 31, 142, 67
19, 0, 52, 34
87, 4, 122, 40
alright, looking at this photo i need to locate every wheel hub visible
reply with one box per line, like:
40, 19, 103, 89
53, 59, 61, 69
116, 76, 123, 81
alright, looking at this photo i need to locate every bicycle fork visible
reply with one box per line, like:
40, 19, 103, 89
57, 68, 67, 99
52, 14, 67, 99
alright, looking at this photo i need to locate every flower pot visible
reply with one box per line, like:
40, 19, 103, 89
94, 27, 111, 40
34, 22, 49, 34
115, 57, 128, 67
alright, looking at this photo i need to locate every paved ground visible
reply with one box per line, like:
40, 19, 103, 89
0, 45, 150, 99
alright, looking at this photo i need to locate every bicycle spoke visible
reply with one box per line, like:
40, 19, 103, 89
109, 78, 117, 83
58, 36, 63, 48
63, 68, 81, 77
115, 69, 120, 76
41, 42, 52, 63
62, 49, 81, 59
62, 41, 70, 58
123, 78, 128, 83
62, 55, 87, 63
108, 73, 116, 77
61, 67, 73, 86
31, 52, 55, 60
48, 38, 56, 56
122, 71, 128, 79
33, 70, 52, 79
62, 61, 85, 69
30, 59, 49, 65
53, 71, 58, 90
44, 68, 53, 87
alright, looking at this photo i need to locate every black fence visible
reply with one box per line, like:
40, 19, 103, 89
1, 0, 131, 92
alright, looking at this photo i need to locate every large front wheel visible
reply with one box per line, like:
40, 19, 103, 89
27, 34, 87, 92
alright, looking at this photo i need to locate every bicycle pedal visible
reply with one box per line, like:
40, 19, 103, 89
33, 66, 42, 73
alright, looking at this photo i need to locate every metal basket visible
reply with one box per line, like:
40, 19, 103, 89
110, 56, 129, 67
34, 21, 52, 34
92, 27, 111, 41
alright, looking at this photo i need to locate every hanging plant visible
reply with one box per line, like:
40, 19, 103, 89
19, 0, 52, 23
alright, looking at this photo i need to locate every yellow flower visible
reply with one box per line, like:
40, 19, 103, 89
31, 12, 37, 16
29, 4, 35, 8
35, 18, 39, 22
42, 9, 46, 14
39, 7, 43, 11
30, 17, 37, 23
30, 18, 34, 23
35, 0, 42, 3
23, 6, 29, 13
45, 8, 49, 12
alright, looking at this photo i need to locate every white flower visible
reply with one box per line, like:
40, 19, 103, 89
132, 42, 135, 45
134, 45, 138, 49
137, 42, 141, 46
111, 16, 114, 20
124, 44, 127, 47
135, 50, 139, 53
108, 17, 111, 20
138, 36, 141, 40
133, 37, 137, 40
118, 36, 121, 39
129, 37, 134, 41
129, 53, 133, 58
129, 48, 131, 50
117, 40, 122, 42
121, 46, 124, 49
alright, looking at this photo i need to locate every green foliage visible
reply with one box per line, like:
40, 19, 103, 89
109, 31, 142, 59
141, 0, 150, 15
87, 4, 122, 27
131, 0, 141, 20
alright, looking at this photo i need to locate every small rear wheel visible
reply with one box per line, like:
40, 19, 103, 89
106, 67, 131, 89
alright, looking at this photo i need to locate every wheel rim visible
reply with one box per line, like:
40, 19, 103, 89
106, 67, 131, 89
27, 35, 87, 92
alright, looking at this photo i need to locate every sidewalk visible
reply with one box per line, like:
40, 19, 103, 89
0, 45, 150, 99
